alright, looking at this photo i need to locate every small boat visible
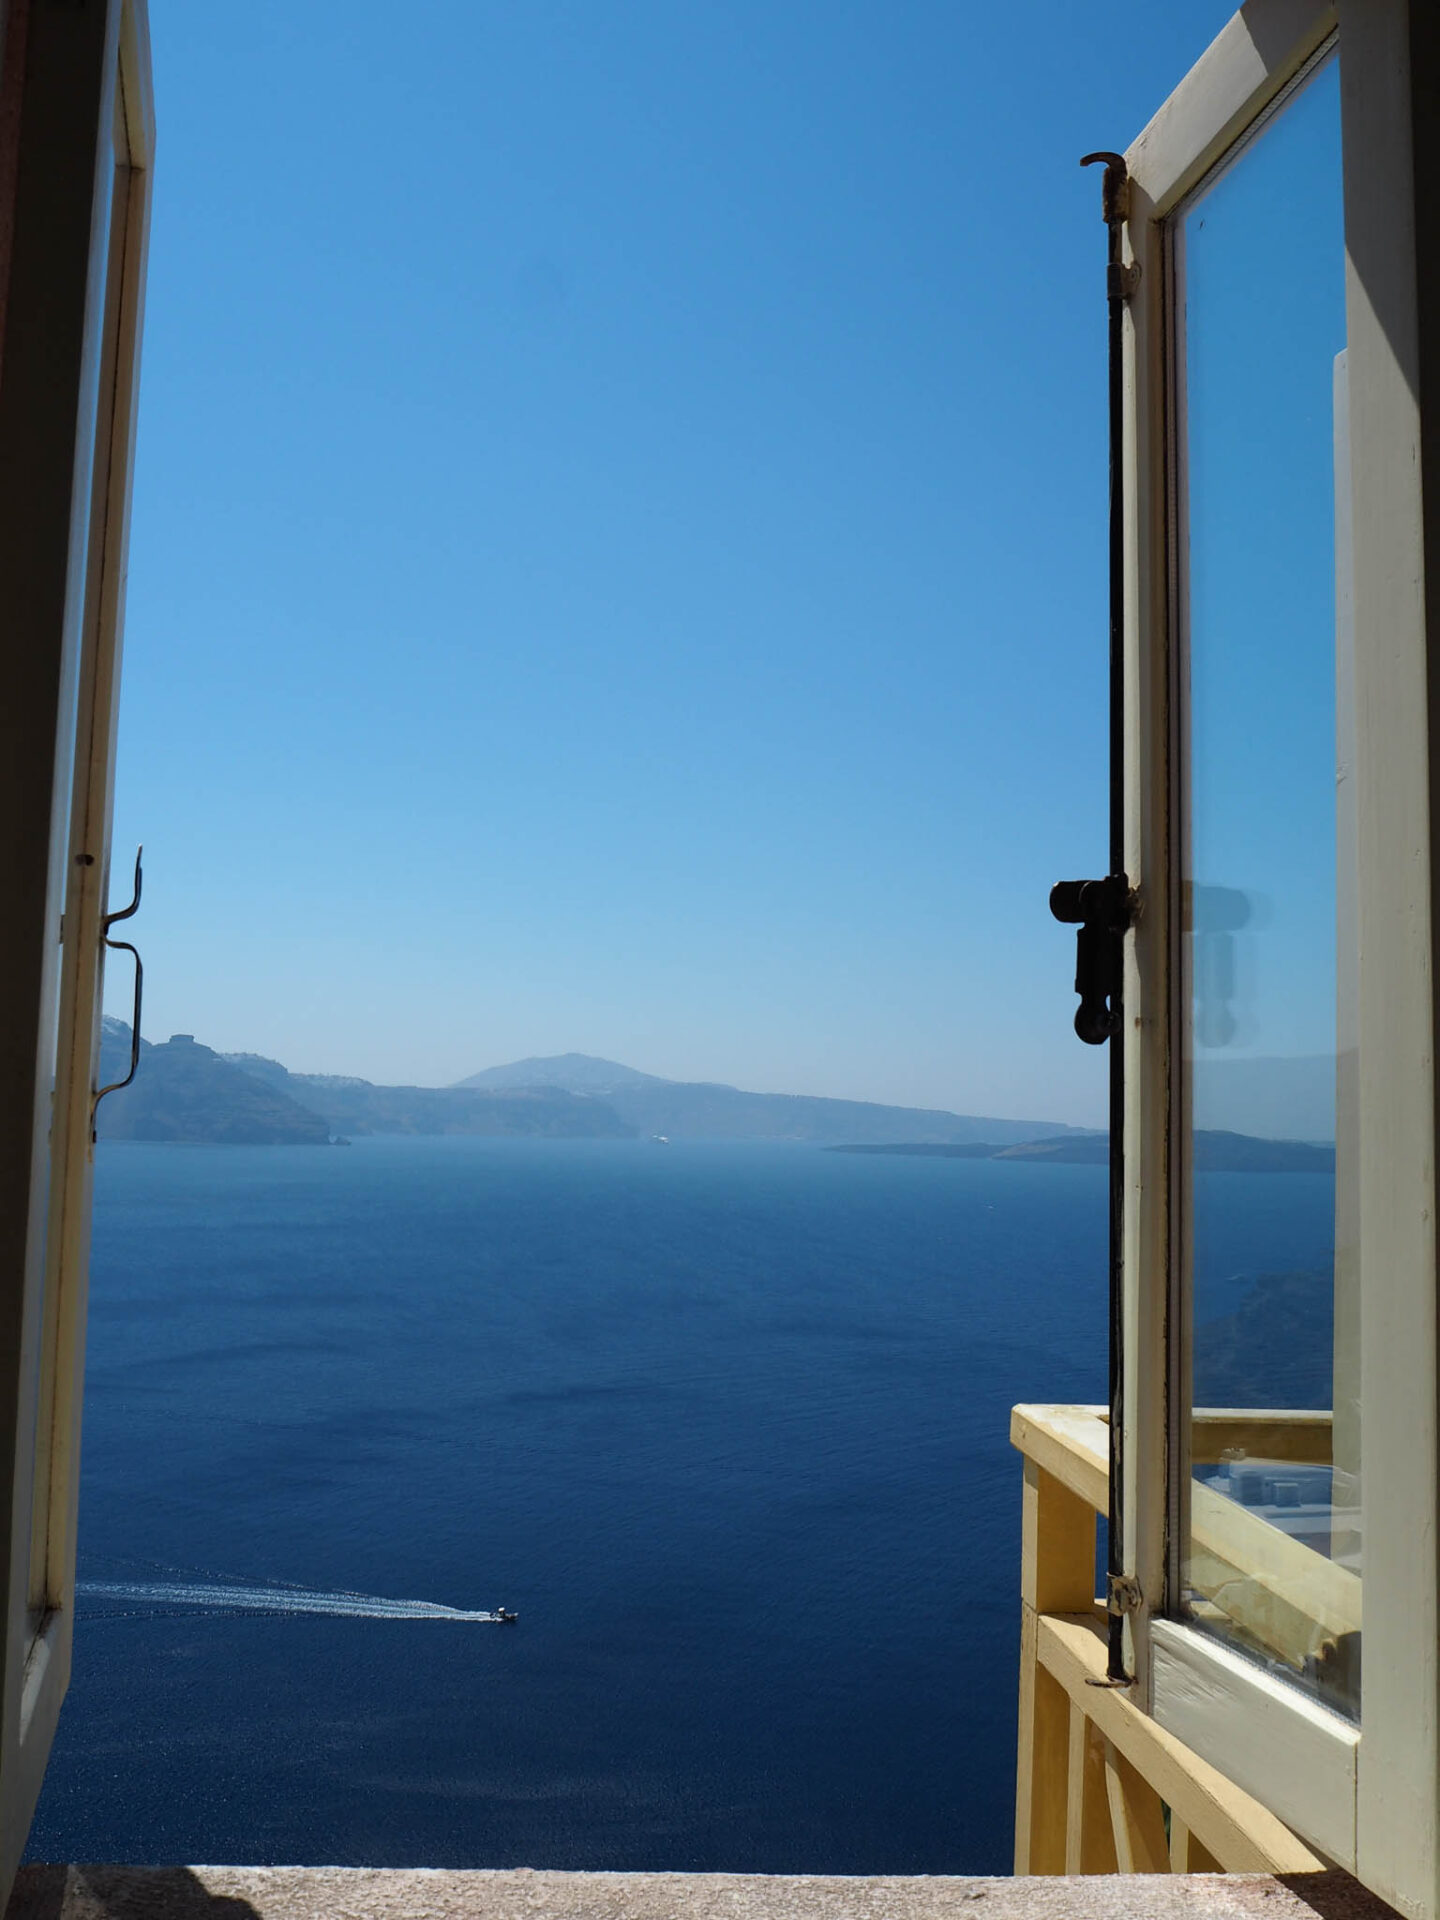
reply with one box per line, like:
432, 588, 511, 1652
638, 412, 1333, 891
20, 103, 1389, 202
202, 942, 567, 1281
650, 1134, 669, 1145
494, 1605, 518, 1624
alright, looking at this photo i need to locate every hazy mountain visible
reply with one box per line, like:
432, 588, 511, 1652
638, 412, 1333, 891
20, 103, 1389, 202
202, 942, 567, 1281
222, 1052, 631, 1139
98, 1033, 1083, 1148
457, 1054, 670, 1095
455, 1052, 1081, 1146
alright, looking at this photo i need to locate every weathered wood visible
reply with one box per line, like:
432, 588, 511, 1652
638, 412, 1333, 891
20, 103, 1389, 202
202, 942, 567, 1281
1016, 1445, 1097, 1876
1010, 1407, 1107, 1517
1150, 1622, 1359, 1872
1037, 1612, 1324, 1874
1014, 1606, 1069, 1874
1021, 1459, 1097, 1615
1014, 1605, 1039, 1874
1013, 1403, 1359, 1690
1066, 1703, 1119, 1873
1103, 1739, 1170, 1873
1170, 1813, 1227, 1873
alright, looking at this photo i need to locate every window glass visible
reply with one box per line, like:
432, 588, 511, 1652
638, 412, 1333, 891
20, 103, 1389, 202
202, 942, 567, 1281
1177, 50, 1359, 1718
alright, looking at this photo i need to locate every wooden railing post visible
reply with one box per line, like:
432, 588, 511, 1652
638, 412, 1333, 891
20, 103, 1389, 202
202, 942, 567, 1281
1015, 1457, 1097, 1871
1065, 1703, 1119, 1871
1169, 1816, 1223, 1873
1016, 1608, 1070, 1872
1103, 1738, 1170, 1871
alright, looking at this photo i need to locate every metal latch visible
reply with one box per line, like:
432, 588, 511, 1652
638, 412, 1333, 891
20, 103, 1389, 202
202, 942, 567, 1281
1049, 873, 1134, 1044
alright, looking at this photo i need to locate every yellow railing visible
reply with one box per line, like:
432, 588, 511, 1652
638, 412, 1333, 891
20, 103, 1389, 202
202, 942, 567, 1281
1011, 1403, 1327, 1876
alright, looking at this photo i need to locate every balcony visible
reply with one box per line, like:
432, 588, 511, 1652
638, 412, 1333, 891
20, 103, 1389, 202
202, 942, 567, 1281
1012, 1403, 1352, 1877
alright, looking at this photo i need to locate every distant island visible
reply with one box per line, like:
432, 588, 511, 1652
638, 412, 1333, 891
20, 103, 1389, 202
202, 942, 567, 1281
828, 1132, 1335, 1174
452, 1052, 1086, 1147
95, 1028, 1087, 1150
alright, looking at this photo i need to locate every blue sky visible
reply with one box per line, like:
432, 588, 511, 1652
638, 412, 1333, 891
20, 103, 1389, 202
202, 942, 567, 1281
1184, 59, 1344, 1071
111, 1, 1239, 1123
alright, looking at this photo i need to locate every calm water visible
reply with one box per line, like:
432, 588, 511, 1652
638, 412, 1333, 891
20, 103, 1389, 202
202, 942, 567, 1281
29, 1139, 1331, 1870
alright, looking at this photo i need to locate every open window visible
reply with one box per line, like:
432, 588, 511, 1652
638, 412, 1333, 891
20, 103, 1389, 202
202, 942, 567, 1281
0, 0, 153, 1895
1112, 0, 1440, 1906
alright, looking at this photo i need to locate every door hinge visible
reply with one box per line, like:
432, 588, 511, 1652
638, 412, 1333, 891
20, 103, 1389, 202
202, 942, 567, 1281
1107, 260, 1141, 302
1107, 1572, 1143, 1616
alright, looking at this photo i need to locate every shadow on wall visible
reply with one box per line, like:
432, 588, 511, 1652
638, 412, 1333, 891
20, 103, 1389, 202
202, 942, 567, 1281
7, 1867, 261, 1920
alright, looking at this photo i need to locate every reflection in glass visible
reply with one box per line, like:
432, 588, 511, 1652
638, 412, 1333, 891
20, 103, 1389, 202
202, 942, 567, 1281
1177, 52, 1358, 1717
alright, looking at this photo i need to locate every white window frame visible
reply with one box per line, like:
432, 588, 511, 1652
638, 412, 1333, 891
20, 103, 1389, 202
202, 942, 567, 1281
1119, 3, 1440, 1912
0, 0, 153, 1897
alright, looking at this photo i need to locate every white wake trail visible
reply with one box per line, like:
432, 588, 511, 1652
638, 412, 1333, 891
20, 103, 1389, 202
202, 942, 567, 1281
78, 1579, 505, 1622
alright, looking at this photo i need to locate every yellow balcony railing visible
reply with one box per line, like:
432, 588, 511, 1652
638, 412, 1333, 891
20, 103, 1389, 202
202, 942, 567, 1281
1011, 1403, 1329, 1876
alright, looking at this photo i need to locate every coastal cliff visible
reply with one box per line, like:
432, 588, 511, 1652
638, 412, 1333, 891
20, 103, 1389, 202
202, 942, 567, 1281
96, 1025, 634, 1144
96, 1030, 333, 1146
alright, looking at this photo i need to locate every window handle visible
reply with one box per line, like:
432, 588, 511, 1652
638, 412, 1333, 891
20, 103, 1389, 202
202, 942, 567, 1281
92, 846, 144, 1138
1050, 873, 1132, 1044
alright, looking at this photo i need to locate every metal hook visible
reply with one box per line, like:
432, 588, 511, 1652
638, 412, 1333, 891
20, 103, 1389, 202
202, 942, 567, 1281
1080, 150, 1129, 226
102, 844, 143, 931
92, 847, 144, 1136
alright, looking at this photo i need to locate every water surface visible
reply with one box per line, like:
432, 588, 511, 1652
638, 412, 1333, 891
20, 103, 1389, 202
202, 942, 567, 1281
27, 1137, 1317, 1869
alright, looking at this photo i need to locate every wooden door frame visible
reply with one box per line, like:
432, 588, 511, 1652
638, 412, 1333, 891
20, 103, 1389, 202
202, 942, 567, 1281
0, 0, 152, 1893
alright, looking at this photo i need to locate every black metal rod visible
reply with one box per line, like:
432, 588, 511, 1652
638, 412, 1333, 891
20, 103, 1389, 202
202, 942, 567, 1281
1082, 150, 1130, 1685
93, 848, 145, 1139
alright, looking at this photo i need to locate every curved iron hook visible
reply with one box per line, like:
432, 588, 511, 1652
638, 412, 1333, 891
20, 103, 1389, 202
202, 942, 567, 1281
1080, 150, 1129, 227
102, 844, 143, 930
92, 847, 144, 1134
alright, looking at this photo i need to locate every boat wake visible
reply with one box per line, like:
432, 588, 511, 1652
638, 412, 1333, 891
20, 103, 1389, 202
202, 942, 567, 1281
76, 1576, 507, 1625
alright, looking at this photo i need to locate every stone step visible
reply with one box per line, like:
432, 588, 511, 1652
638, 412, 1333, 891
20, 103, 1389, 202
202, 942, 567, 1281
5, 1868, 1403, 1920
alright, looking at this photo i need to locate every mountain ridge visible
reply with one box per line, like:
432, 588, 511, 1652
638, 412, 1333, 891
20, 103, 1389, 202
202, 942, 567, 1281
455, 1053, 681, 1095
450, 1052, 1086, 1145
97, 1030, 1086, 1147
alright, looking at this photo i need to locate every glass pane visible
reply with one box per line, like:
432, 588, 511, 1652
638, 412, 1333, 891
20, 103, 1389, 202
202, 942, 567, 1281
1178, 52, 1359, 1717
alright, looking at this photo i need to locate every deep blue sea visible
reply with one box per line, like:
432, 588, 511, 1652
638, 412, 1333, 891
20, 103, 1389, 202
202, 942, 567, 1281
27, 1139, 1333, 1871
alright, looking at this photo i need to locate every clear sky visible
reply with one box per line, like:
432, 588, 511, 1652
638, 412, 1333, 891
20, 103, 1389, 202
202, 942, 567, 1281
1185, 59, 1344, 1063
111, 1, 1238, 1125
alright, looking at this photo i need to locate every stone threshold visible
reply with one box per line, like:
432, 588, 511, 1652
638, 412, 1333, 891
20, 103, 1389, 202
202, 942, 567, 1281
4, 1868, 1404, 1920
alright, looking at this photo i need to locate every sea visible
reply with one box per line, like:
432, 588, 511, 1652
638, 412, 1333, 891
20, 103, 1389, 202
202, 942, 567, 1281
26, 1137, 1334, 1872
